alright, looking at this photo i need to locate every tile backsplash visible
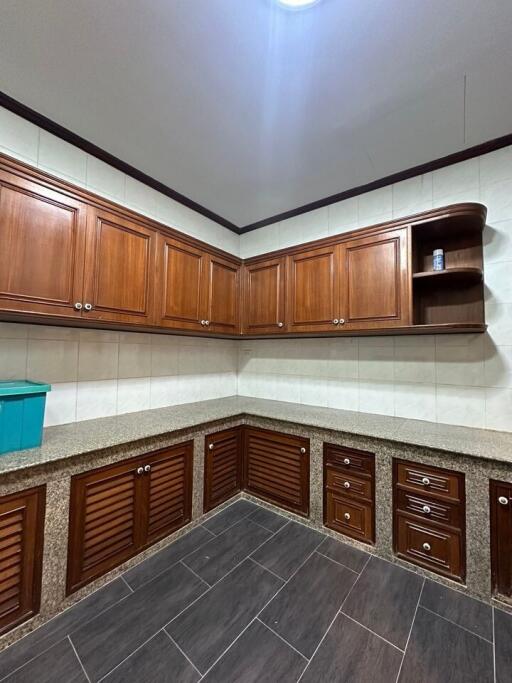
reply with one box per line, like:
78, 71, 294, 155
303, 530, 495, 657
0, 323, 238, 427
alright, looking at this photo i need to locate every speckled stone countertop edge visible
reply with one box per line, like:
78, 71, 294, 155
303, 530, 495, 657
1, 396, 511, 477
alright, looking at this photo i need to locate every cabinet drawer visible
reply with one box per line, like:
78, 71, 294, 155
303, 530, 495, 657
326, 468, 372, 501
324, 445, 373, 476
325, 491, 373, 544
395, 489, 461, 528
396, 461, 462, 502
395, 514, 464, 581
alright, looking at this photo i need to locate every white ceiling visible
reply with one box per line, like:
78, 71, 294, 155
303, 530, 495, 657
1, 0, 512, 228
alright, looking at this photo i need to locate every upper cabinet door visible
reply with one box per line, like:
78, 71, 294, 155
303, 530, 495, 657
242, 257, 287, 334
156, 235, 208, 331
340, 228, 410, 329
0, 170, 87, 318
287, 244, 341, 333
206, 254, 240, 334
83, 207, 157, 326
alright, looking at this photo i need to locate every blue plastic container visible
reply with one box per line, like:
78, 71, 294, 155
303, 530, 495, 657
0, 380, 51, 454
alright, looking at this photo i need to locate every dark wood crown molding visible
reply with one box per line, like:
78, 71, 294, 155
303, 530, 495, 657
1, 90, 511, 236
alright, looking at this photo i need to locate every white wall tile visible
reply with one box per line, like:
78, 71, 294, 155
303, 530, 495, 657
117, 377, 151, 414
0, 108, 39, 163
432, 159, 479, 202
38, 131, 87, 184
484, 220, 512, 264
436, 386, 486, 428
44, 382, 77, 426
359, 345, 394, 381
392, 174, 433, 217
27, 339, 78, 383
125, 176, 158, 217
78, 342, 119, 381
394, 345, 436, 384
0, 339, 27, 380
484, 344, 512, 388
485, 261, 512, 304
481, 178, 512, 223
358, 380, 394, 416
86, 155, 126, 202
76, 380, 118, 421
395, 383, 436, 421
357, 187, 392, 225
325, 379, 359, 411
485, 388, 512, 431
150, 375, 180, 408
479, 147, 512, 187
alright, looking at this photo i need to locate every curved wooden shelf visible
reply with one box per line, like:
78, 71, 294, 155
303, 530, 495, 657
413, 267, 483, 285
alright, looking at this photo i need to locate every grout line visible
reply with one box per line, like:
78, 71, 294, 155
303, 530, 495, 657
338, 613, 404, 653
492, 607, 496, 683
96, 630, 164, 682
164, 629, 203, 677
255, 618, 309, 662
68, 635, 91, 683
249, 557, 287, 582
179, 560, 211, 588
313, 550, 359, 575
246, 516, 278, 533
120, 575, 134, 593
419, 605, 493, 645
196, 534, 325, 678
296, 554, 371, 682
394, 578, 425, 683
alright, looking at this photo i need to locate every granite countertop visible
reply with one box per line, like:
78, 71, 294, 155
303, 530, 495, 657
1, 396, 512, 476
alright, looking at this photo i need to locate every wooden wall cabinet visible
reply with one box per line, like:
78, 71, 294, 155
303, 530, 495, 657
242, 257, 287, 334
67, 442, 192, 594
204, 427, 243, 512
206, 254, 240, 334
243, 427, 309, 516
490, 479, 512, 598
393, 459, 466, 582
0, 486, 45, 635
323, 444, 375, 544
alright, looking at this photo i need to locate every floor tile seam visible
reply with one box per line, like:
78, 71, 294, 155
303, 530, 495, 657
254, 618, 310, 661
163, 629, 203, 677
246, 516, 279, 533
179, 560, 212, 588
295, 554, 372, 682
337, 613, 405, 653
203, 500, 260, 536
418, 605, 494, 645
120, 576, 134, 593
313, 550, 360, 575
249, 557, 287, 582
68, 635, 92, 683
164, 519, 288, 629
194, 541, 326, 678
394, 577, 425, 683
94, 629, 166, 682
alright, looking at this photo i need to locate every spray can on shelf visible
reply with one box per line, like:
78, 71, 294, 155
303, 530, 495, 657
433, 249, 444, 271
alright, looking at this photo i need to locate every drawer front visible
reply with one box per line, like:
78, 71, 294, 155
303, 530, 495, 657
324, 445, 373, 476
395, 514, 464, 581
326, 468, 372, 501
325, 491, 373, 544
396, 489, 461, 528
396, 461, 462, 502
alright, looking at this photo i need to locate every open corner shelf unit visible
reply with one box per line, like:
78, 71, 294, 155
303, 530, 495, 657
410, 204, 486, 331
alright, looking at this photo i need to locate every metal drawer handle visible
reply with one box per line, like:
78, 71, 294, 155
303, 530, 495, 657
421, 477, 430, 486
209, 443, 214, 450
136, 466, 144, 475
343, 458, 350, 465
144, 464, 151, 473
300, 447, 306, 454
344, 481, 351, 489
344, 513, 351, 521
422, 542, 431, 552
422, 505, 431, 514
498, 496, 509, 505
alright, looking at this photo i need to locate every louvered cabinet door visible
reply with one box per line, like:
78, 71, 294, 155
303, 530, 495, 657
243, 427, 309, 516
142, 443, 193, 546
204, 428, 242, 512
0, 486, 45, 635
67, 460, 143, 594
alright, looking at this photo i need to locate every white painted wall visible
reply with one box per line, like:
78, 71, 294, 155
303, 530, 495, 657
239, 146, 512, 431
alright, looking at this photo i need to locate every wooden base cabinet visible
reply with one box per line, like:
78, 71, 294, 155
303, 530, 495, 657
67, 443, 192, 594
0, 486, 45, 635
393, 459, 465, 582
323, 445, 375, 544
243, 427, 309, 516
204, 427, 243, 512
490, 480, 512, 598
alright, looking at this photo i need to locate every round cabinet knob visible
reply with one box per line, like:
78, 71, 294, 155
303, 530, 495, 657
205, 320, 210, 326
208, 443, 214, 450
344, 513, 351, 521
339, 318, 345, 325
136, 466, 144, 475
422, 505, 431, 514
277, 322, 284, 328
333, 319, 339, 325
200, 320, 206, 326
421, 477, 430, 486
144, 464, 151, 473
343, 458, 351, 465
73, 302, 83, 310
83, 303, 93, 311
422, 542, 431, 552
343, 481, 351, 489
498, 496, 509, 505
300, 447, 306, 454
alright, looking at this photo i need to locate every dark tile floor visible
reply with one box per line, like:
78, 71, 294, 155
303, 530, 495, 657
0, 498, 510, 682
